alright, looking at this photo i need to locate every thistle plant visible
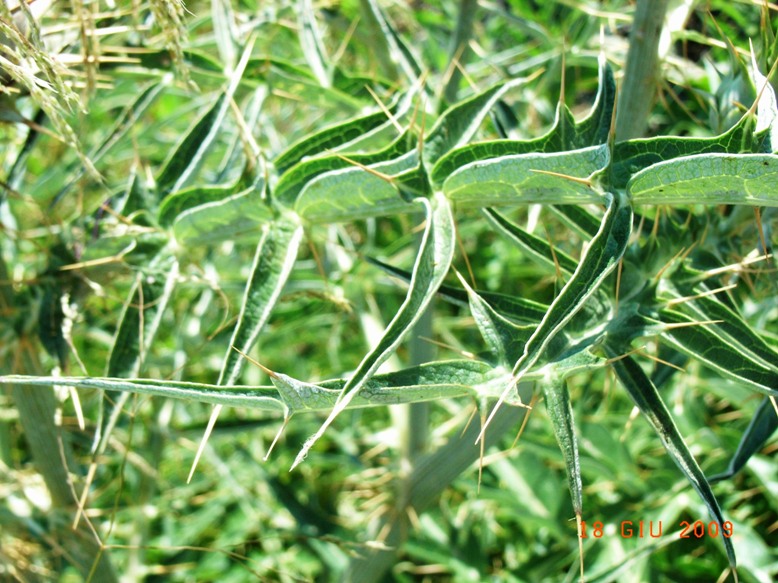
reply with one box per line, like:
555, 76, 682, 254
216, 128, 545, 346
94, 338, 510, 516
1, 1, 776, 581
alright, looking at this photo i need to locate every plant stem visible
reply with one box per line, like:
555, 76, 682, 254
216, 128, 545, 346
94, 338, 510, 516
11, 338, 118, 582
616, 0, 670, 140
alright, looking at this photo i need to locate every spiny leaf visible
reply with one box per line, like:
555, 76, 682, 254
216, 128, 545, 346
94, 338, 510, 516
292, 191, 456, 469
218, 217, 304, 387
274, 130, 414, 206
483, 191, 632, 431
710, 397, 778, 483
172, 184, 273, 245
659, 309, 778, 398
443, 144, 610, 207
431, 58, 614, 187
605, 350, 738, 576
159, 178, 244, 226
294, 150, 420, 223
422, 77, 529, 170
0, 360, 494, 412
274, 92, 410, 175
627, 153, 778, 207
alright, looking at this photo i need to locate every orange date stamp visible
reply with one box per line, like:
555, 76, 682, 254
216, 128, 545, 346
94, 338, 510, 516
580, 520, 734, 539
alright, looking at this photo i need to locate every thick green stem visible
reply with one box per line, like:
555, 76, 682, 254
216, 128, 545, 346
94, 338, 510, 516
616, 0, 670, 140
10, 339, 118, 582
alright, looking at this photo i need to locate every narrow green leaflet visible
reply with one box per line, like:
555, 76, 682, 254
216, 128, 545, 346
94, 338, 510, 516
659, 309, 778, 398
155, 92, 228, 195
294, 150, 420, 223
484, 208, 578, 274
159, 178, 243, 226
443, 145, 610, 207
573, 55, 616, 148
710, 397, 778, 482
605, 351, 738, 574
485, 191, 631, 424
422, 77, 529, 171
540, 378, 583, 570
676, 287, 778, 374
172, 185, 273, 245
273, 92, 408, 175
610, 118, 753, 190
455, 272, 533, 365
627, 153, 778, 207
107, 255, 179, 377
431, 58, 614, 188
274, 130, 414, 206
157, 38, 255, 195
218, 217, 304, 386
292, 192, 456, 468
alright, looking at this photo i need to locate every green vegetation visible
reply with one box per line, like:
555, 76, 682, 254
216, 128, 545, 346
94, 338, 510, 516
1, 1, 776, 581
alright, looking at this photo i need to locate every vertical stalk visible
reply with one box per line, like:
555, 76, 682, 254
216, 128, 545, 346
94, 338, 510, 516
615, 0, 670, 141
10, 339, 118, 582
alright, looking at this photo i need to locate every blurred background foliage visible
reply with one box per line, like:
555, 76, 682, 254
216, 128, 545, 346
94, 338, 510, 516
1, 0, 776, 581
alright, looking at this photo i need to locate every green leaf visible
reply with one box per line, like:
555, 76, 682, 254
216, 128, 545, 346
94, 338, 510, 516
484, 208, 578, 274
107, 255, 179, 377
0, 360, 492, 412
574, 55, 617, 148
430, 57, 614, 187
273, 93, 409, 175
443, 144, 610, 207
659, 309, 778, 398
423, 77, 528, 170
612, 118, 755, 191
455, 272, 533, 365
217, 217, 304, 386
274, 129, 414, 207
159, 178, 243, 226
172, 184, 273, 245
605, 351, 738, 574
540, 379, 582, 521
487, 191, 631, 416
156, 38, 254, 195
292, 191, 456, 468
627, 153, 778, 207
294, 150, 420, 223
155, 92, 229, 195
710, 397, 778, 482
